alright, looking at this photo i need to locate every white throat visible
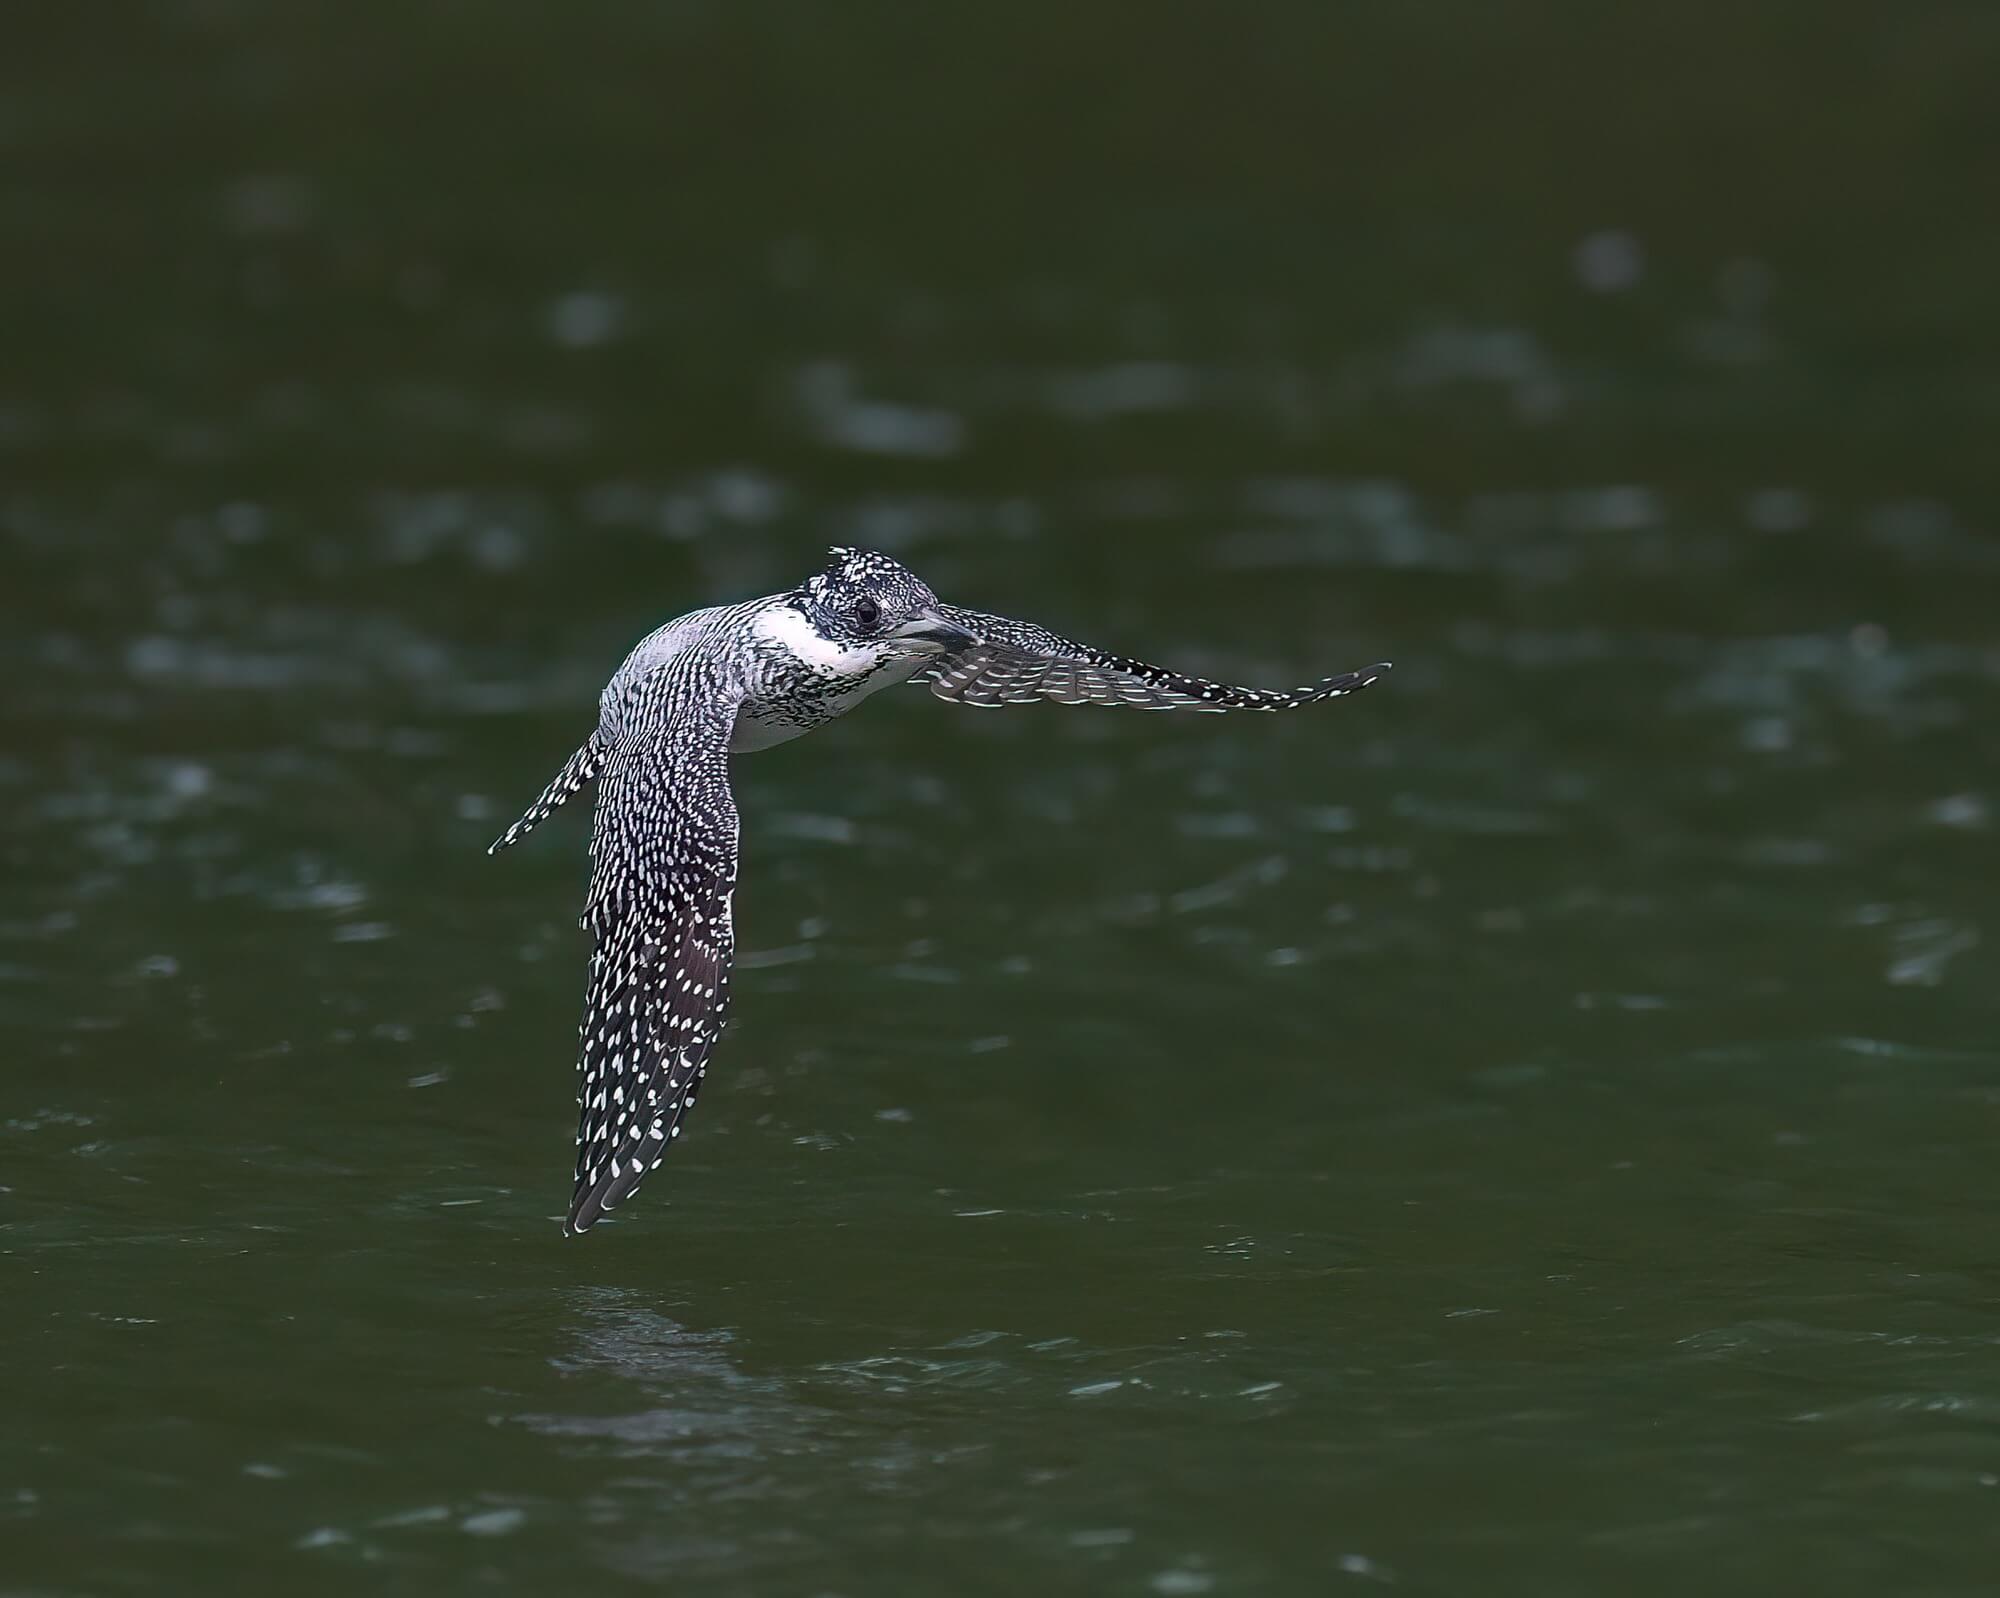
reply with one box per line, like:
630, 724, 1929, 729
753, 602, 880, 678
732, 601, 934, 755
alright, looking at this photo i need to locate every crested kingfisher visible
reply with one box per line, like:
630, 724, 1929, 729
491, 547, 1390, 1233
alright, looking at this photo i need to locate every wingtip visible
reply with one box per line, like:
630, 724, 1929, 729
564, 1177, 622, 1235
1328, 661, 1392, 693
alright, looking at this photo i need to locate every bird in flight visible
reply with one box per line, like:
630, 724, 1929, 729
491, 547, 1389, 1233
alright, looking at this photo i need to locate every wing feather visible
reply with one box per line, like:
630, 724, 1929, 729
925, 605, 1389, 713
565, 661, 742, 1234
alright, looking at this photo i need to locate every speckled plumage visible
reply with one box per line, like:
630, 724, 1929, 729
492, 547, 1390, 1234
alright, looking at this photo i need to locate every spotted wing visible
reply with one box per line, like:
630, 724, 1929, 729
566, 667, 742, 1234
925, 605, 1390, 712
488, 735, 601, 855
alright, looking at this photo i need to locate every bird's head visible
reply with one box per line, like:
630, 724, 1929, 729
785, 547, 977, 661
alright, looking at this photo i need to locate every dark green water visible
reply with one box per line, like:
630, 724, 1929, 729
6, 5, 2000, 1594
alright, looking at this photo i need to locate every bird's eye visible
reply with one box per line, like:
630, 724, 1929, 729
854, 596, 881, 630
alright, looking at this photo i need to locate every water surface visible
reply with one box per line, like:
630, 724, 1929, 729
5, 5, 1999, 1595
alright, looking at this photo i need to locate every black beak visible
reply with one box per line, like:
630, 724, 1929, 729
891, 610, 978, 654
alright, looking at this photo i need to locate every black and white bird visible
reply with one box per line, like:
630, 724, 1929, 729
491, 547, 1389, 1234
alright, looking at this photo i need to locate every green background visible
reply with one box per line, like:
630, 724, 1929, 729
4, 4, 1997, 1594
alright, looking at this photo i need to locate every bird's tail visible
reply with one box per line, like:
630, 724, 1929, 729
488, 736, 601, 855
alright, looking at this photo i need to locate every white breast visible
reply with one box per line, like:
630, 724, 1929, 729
728, 604, 930, 754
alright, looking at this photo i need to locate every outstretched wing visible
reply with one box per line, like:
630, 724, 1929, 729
488, 736, 601, 855
924, 605, 1390, 712
566, 661, 743, 1234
